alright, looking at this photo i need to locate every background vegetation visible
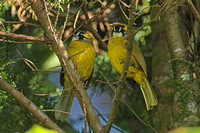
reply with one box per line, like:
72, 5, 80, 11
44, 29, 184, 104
0, 0, 200, 133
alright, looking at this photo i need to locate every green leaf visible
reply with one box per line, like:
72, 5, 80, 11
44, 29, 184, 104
26, 125, 58, 133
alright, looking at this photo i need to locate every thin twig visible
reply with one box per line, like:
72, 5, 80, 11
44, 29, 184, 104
94, 107, 124, 133
119, 0, 130, 8
118, 0, 128, 20
121, 99, 157, 133
0, 21, 6, 30
16, 50, 64, 73
59, 3, 70, 41
100, 101, 113, 104
42, 109, 84, 116
0, 20, 40, 27
0, 46, 6, 50
121, 98, 157, 133
0, 31, 49, 43
35, 87, 74, 96
134, 2, 169, 35
96, 79, 118, 85
186, 0, 200, 23
54, 0, 61, 28
73, 9, 81, 29
0, 39, 36, 44
99, 71, 116, 91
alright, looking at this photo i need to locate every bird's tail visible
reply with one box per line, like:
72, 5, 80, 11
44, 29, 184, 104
139, 78, 158, 110
55, 77, 74, 121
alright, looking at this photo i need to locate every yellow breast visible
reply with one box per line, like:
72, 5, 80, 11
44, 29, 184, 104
68, 40, 96, 81
108, 37, 139, 78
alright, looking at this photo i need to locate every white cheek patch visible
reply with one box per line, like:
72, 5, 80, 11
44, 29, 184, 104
113, 32, 123, 37
72, 36, 78, 41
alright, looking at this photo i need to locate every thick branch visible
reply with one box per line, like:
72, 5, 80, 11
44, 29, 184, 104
150, 8, 174, 131
105, 0, 136, 132
28, 0, 103, 132
164, 1, 199, 126
0, 79, 65, 133
0, 31, 48, 43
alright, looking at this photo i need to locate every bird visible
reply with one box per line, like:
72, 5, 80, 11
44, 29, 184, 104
55, 30, 96, 121
107, 24, 158, 110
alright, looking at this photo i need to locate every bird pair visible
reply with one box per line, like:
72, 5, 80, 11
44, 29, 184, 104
55, 24, 158, 121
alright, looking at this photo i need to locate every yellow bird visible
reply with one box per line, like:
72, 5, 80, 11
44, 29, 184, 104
55, 31, 96, 121
108, 24, 158, 110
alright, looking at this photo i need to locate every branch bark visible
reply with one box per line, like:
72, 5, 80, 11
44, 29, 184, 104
150, 5, 175, 131
164, 0, 199, 127
28, 0, 104, 132
0, 31, 49, 43
186, 0, 200, 23
0, 78, 65, 133
1, 20, 41, 27
105, 0, 136, 132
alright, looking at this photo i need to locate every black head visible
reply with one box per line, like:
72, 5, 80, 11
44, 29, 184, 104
112, 25, 126, 37
71, 30, 91, 42
113, 25, 125, 32
73, 30, 85, 40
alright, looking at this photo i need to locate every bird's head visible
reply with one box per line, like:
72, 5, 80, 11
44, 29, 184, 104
71, 30, 91, 42
111, 24, 127, 37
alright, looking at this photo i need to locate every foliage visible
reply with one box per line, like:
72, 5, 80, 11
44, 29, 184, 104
0, 0, 170, 132
168, 127, 200, 133
0, 5, 57, 132
26, 124, 58, 133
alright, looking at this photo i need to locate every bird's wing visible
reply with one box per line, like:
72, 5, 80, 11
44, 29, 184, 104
132, 43, 147, 76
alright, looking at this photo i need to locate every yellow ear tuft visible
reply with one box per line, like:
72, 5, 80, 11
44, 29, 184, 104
124, 25, 127, 31
111, 25, 114, 30
84, 33, 92, 39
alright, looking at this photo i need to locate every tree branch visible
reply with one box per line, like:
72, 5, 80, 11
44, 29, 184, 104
1, 20, 41, 27
186, 0, 200, 23
28, 0, 104, 132
105, 0, 136, 132
0, 31, 49, 43
150, 5, 174, 131
0, 78, 65, 133
164, 0, 199, 126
